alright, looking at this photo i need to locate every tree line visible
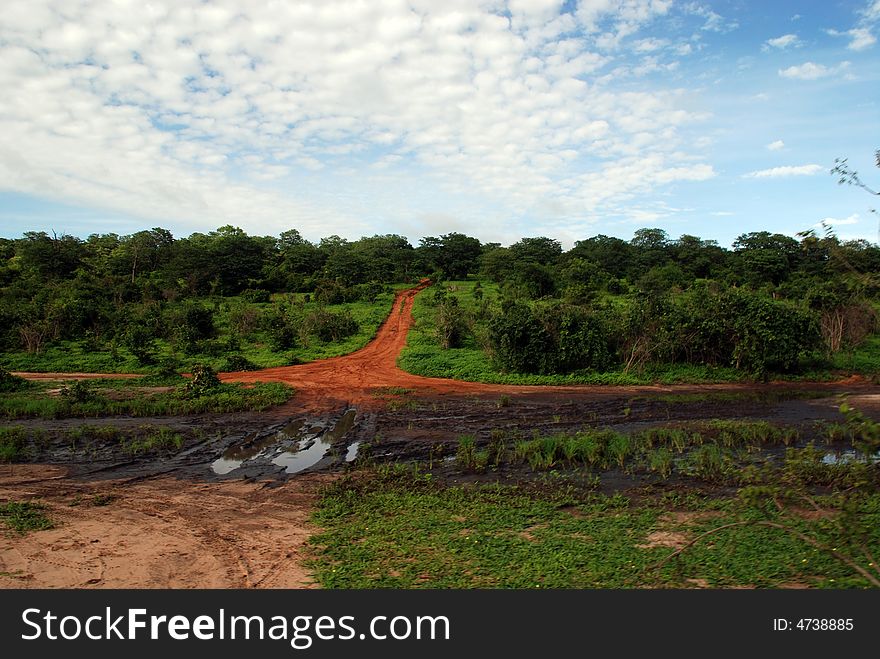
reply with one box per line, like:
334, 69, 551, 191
1, 223, 878, 377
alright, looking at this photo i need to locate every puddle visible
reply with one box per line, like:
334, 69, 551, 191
274, 410, 358, 474
327, 409, 357, 442
272, 437, 328, 473
822, 450, 880, 465
211, 434, 279, 475
345, 441, 362, 462
213, 410, 359, 476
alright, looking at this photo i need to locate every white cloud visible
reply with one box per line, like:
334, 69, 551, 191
825, 2, 879, 51
778, 61, 850, 80
766, 140, 785, 151
817, 213, 860, 227
846, 27, 877, 50
826, 27, 877, 51
684, 2, 738, 33
0, 0, 715, 240
743, 164, 824, 178
763, 34, 800, 50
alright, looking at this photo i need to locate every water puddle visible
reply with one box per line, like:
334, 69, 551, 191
822, 450, 880, 465
345, 440, 362, 463
211, 433, 278, 475
212, 410, 358, 476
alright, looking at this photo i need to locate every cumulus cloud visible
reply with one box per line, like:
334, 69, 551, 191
0, 0, 715, 239
743, 164, 824, 178
766, 140, 785, 151
778, 61, 850, 80
763, 34, 800, 50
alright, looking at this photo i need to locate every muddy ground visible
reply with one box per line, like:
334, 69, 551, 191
3, 284, 880, 588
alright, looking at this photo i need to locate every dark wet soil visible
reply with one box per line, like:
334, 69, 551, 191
5, 386, 878, 492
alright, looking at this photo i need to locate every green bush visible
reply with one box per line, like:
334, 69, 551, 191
302, 309, 359, 343
182, 363, 221, 396
0, 367, 29, 393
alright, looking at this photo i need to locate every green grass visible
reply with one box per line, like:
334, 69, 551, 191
447, 418, 868, 490
828, 334, 880, 377
0, 426, 28, 462
0, 380, 293, 420
1, 287, 409, 374
120, 426, 184, 455
308, 467, 880, 588
0, 501, 55, 534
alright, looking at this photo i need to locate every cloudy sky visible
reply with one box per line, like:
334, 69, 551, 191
0, 0, 878, 247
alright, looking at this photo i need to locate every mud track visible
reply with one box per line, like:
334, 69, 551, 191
4, 282, 879, 589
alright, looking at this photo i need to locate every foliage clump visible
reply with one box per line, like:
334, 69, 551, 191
182, 363, 221, 396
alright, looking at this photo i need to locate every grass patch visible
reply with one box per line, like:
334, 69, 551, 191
0, 502, 54, 535
120, 426, 184, 455
0, 381, 293, 420
446, 417, 869, 488
370, 386, 413, 397
0, 426, 29, 462
308, 467, 880, 588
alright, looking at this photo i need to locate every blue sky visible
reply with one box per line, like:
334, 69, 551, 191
0, 0, 878, 248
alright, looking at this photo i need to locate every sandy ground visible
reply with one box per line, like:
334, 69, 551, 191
0, 466, 330, 589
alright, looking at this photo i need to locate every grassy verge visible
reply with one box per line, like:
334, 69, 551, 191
308, 467, 880, 588
2, 423, 195, 460
0, 502, 55, 535
0, 378, 293, 420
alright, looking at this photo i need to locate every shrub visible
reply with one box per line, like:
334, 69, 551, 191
223, 354, 260, 372
302, 309, 359, 343
59, 380, 97, 403
240, 288, 271, 303
182, 363, 221, 396
436, 297, 467, 349
487, 301, 614, 374
0, 367, 29, 393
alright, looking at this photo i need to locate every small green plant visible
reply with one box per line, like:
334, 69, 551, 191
456, 435, 478, 471
182, 363, 221, 396
497, 395, 511, 408
0, 368, 29, 393
68, 425, 122, 443
839, 401, 880, 459
682, 444, 732, 483
607, 433, 632, 468
487, 429, 506, 466
222, 354, 260, 372
0, 426, 27, 462
0, 501, 54, 534
59, 379, 97, 403
91, 493, 115, 507
121, 426, 184, 455
647, 447, 674, 479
